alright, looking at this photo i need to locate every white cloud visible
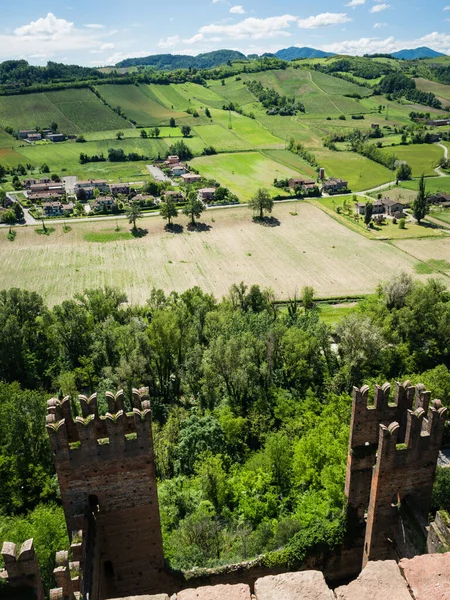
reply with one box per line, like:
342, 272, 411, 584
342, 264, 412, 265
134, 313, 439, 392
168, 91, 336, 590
370, 3, 390, 13
199, 15, 297, 39
183, 33, 205, 44
297, 13, 351, 29
346, 0, 365, 6
419, 31, 450, 53
230, 5, 246, 14
90, 42, 115, 54
157, 35, 181, 49
322, 35, 397, 54
84, 24, 105, 29
15, 13, 73, 38
374, 22, 388, 28
444, 5, 450, 9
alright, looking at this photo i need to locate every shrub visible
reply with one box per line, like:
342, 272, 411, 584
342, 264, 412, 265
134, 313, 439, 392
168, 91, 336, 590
399, 218, 406, 229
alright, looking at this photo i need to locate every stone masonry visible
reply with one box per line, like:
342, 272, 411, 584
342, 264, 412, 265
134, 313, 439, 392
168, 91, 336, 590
46, 388, 164, 600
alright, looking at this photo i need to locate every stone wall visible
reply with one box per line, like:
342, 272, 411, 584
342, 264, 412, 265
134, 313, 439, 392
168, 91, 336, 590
0, 539, 44, 600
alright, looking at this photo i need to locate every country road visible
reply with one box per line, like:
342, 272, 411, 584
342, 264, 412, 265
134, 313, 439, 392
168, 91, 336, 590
435, 142, 449, 177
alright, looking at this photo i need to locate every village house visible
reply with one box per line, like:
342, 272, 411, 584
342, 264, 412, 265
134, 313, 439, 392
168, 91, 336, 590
429, 192, 450, 204
171, 164, 187, 177
91, 196, 116, 211
61, 202, 74, 214
133, 194, 155, 205
23, 179, 36, 188
426, 119, 450, 127
17, 129, 38, 140
322, 177, 349, 194
165, 155, 180, 165
181, 173, 202, 184
29, 191, 66, 202
75, 179, 108, 193
76, 186, 95, 200
29, 183, 65, 196
109, 183, 130, 196
42, 202, 64, 217
163, 190, 185, 203
39, 178, 51, 184
198, 187, 216, 202
45, 133, 66, 143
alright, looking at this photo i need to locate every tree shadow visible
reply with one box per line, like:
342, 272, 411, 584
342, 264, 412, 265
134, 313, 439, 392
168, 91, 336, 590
164, 223, 184, 234
131, 227, 148, 238
252, 216, 281, 227
187, 222, 212, 232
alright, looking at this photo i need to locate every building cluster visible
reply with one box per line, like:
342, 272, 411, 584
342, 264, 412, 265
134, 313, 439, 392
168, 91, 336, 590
17, 129, 66, 143
355, 198, 408, 218
288, 174, 349, 196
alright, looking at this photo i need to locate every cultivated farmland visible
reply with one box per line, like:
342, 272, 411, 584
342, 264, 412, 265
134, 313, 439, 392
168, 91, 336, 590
379, 143, 444, 177
0, 89, 129, 133
0, 202, 438, 306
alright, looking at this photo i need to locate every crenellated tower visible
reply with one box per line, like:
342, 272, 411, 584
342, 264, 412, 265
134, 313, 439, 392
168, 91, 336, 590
46, 388, 164, 600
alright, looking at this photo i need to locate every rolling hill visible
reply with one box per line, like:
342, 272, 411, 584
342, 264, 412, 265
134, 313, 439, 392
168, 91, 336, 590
391, 47, 446, 60
115, 50, 247, 70
275, 47, 336, 61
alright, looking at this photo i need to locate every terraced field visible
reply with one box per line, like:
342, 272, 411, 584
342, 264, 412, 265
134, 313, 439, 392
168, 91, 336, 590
0, 89, 129, 133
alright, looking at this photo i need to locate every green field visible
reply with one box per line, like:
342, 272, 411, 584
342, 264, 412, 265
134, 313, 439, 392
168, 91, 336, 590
99, 84, 188, 126
190, 151, 312, 200
414, 78, 450, 105
314, 149, 394, 191
400, 176, 450, 194
379, 144, 444, 177
0, 89, 130, 133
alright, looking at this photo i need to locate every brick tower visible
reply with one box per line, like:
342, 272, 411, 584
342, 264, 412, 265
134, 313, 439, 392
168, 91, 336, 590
46, 388, 164, 600
344, 382, 447, 567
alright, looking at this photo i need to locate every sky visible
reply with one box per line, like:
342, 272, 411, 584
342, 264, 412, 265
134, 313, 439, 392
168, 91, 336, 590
0, 1, 450, 66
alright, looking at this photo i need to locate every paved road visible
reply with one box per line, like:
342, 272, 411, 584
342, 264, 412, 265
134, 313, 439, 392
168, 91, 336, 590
62, 176, 78, 194
5, 192, 37, 225
147, 164, 176, 185
435, 142, 449, 177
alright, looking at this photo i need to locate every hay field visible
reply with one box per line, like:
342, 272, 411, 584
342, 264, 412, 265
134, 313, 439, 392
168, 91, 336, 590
0, 203, 436, 306
394, 238, 450, 272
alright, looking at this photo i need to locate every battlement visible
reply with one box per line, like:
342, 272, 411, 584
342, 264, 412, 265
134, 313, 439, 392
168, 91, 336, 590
46, 388, 153, 462
348, 381, 433, 449
1, 539, 44, 600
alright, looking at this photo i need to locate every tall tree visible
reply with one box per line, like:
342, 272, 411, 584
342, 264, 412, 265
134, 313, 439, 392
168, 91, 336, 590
183, 191, 204, 225
248, 188, 273, 219
412, 174, 428, 224
126, 199, 143, 231
364, 201, 373, 227
160, 198, 178, 226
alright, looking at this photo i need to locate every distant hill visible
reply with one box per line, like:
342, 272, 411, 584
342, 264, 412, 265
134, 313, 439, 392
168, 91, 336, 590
275, 47, 336, 61
391, 47, 446, 60
116, 50, 247, 70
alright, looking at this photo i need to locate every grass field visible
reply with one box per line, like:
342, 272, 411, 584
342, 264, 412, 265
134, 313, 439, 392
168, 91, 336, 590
99, 84, 187, 126
190, 151, 311, 200
379, 144, 444, 177
394, 238, 450, 276
0, 202, 438, 305
414, 78, 450, 105
314, 149, 394, 191
400, 176, 450, 193
0, 89, 130, 133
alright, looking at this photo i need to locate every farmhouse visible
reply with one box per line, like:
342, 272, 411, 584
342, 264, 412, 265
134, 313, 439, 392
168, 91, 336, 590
198, 188, 216, 202
288, 177, 316, 190
429, 192, 450, 204
133, 194, 155, 205
322, 177, 349, 194
45, 133, 66, 143
109, 183, 130, 196
17, 129, 38, 139
355, 198, 407, 217
166, 155, 180, 165
75, 179, 108, 192
426, 119, 450, 126
27, 133, 42, 142
181, 173, 202, 184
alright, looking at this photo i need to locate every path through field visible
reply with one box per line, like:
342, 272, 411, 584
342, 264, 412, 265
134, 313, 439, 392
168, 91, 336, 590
435, 142, 449, 177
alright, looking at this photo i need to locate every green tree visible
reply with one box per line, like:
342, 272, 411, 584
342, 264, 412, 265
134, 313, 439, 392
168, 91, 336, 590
160, 198, 178, 226
396, 162, 412, 181
50, 122, 58, 132
301, 285, 315, 310
116, 130, 124, 140
40, 163, 50, 174
183, 191, 204, 225
13, 202, 24, 221
140, 129, 148, 138
205, 107, 211, 118
181, 125, 192, 137
1, 209, 16, 225
126, 199, 143, 231
412, 174, 428, 224
170, 117, 176, 127
248, 188, 273, 219
364, 201, 373, 226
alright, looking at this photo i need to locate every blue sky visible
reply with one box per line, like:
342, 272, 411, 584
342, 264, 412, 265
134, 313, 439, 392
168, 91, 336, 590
0, 1, 449, 66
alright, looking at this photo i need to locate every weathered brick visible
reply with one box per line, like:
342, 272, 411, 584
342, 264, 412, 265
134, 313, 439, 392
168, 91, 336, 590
400, 552, 450, 600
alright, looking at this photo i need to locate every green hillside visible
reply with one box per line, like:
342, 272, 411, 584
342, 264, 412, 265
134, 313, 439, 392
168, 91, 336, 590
0, 89, 130, 133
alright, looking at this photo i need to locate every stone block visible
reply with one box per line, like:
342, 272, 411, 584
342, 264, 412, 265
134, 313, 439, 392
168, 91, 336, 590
335, 560, 411, 600
178, 583, 251, 600
254, 571, 334, 600
400, 552, 450, 600
117, 596, 170, 600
